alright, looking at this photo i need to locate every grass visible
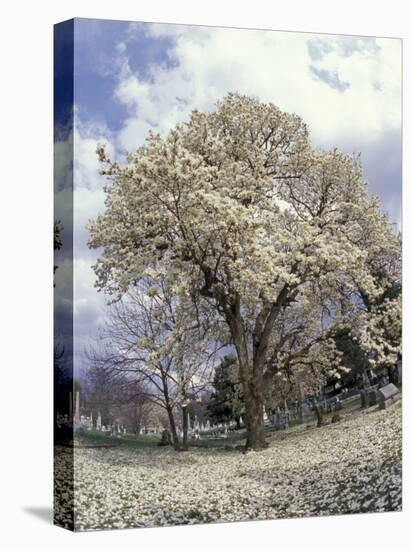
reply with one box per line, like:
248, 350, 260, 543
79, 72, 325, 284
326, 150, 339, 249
77, 427, 248, 450
77, 430, 160, 448
77, 395, 364, 450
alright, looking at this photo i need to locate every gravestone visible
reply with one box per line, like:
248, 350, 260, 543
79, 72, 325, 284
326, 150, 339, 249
96, 412, 102, 430
194, 415, 200, 431
378, 383, 401, 410
74, 392, 80, 422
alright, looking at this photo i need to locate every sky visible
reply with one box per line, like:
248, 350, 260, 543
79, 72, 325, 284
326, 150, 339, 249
54, 18, 402, 372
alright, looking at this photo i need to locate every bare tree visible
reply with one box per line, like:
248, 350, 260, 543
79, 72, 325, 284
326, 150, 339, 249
91, 278, 218, 448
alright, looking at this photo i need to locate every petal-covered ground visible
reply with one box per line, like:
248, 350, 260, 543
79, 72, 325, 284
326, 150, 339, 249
56, 402, 402, 531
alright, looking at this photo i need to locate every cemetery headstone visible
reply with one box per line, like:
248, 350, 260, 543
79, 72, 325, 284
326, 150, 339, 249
74, 391, 80, 423
378, 383, 401, 410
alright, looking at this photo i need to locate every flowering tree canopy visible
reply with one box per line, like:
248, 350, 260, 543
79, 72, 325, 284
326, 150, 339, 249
89, 93, 400, 450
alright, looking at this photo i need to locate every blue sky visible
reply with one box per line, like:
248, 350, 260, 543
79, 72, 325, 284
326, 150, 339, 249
54, 18, 402, 370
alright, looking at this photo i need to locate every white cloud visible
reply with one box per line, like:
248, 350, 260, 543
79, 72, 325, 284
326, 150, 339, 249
73, 117, 115, 255
114, 25, 401, 152
73, 116, 115, 191
74, 256, 107, 362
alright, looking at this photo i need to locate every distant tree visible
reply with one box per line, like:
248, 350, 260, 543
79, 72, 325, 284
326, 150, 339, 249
83, 356, 152, 433
332, 326, 369, 387
207, 355, 243, 427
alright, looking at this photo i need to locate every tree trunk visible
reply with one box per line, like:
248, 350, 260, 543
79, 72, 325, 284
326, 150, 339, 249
165, 404, 179, 449
182, 405, 189, 448
243, 386, 267, 449
160, 370, 180, 449
388, 365, 397, 385
238, 347, 267, 449
223, 291, 291, 451
133, 404, 141, 436
232, 325, 267, 450
298, 403, 304, 424
314, 402, 323, 427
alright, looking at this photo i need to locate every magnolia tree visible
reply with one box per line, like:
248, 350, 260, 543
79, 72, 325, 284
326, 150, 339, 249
348, 198, 402, 371
360, 297, 401, 367
89, 93, 396, 450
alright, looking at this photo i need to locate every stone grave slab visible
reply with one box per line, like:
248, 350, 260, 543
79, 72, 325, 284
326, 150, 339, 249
378, 383, 401, 410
